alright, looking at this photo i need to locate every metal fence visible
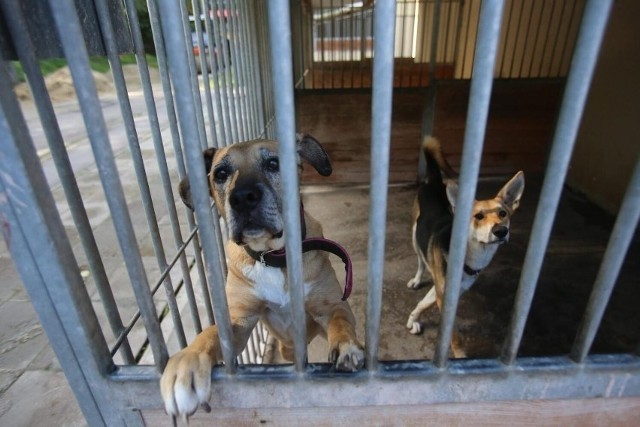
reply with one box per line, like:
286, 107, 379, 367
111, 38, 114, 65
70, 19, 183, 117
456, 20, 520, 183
1, 0, 639, 425
298, 0, 586, 89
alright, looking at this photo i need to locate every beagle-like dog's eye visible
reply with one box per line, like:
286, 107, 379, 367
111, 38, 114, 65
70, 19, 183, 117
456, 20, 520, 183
213, 167, 230, 184
499, 210, 508, 218
265, 157, 279, 172
474, 212, 485, 221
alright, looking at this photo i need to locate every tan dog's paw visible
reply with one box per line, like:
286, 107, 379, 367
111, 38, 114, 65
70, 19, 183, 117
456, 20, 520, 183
329, 341, 365, 372
160, 348, 213, 421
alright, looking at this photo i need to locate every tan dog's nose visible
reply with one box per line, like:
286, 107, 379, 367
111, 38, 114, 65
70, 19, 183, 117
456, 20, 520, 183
230, 185, 262, 212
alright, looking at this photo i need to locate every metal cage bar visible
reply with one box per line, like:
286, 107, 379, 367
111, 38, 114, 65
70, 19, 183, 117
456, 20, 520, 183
366, 0, 396, 371
3, 0, 640, 423
571, 154, 640, 362
0, 0, 136, 364
48, 0, 169, 368
93, 0, 190, 349
156, 0, 235, 371
146, 0, 215, 328
267, 0, 307, 373
501, 0, 614, 365
0, 63, 120, 427
433, 0, 505, 368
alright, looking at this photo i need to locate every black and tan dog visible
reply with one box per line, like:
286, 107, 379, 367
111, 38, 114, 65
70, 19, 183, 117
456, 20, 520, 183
405, 137, 524, 357
161, 135, 364, 419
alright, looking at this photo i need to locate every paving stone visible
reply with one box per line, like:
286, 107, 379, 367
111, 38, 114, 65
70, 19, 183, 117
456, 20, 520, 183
0, 370, 85, 427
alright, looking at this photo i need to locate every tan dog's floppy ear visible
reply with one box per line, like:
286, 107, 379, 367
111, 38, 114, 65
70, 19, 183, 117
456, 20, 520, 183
178, 147, 217, 210
497, 171, 525, 212
296, 133, 332, 176
445, 180, 459, 213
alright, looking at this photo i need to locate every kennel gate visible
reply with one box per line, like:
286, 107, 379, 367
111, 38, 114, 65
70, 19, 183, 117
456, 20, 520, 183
1, 0, 639, 425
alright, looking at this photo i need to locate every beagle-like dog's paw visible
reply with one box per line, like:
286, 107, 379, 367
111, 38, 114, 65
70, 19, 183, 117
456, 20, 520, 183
160, 348, 213, 421
406, 316, 423, 335
329, 341, 365, 372
406, 277, 422, 289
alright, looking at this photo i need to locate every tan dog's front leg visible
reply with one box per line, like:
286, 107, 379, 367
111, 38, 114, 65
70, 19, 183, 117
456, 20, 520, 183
327, 307, 364, 371
160, 325, 222, 419
160, 306, 259, 420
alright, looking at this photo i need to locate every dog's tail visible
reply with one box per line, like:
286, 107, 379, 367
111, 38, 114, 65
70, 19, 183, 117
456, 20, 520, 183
423, 136, 457, 182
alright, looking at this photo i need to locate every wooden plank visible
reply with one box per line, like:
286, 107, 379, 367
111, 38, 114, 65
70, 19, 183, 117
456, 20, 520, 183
142, 397, 640, 427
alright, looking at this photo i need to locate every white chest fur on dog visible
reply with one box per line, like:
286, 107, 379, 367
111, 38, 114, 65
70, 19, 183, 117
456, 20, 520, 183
241, 262, 311, 339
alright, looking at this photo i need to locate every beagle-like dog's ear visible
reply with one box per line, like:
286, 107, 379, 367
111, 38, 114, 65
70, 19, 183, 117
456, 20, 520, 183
296, 133, 332, 177
178, 147, 217, 210
497, 171, 525, 212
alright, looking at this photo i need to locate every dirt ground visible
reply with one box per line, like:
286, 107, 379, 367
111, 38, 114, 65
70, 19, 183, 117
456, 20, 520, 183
13, 64, 159, 101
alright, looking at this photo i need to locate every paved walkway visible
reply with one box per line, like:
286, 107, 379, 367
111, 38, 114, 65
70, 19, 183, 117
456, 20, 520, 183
0, 70, 170, 426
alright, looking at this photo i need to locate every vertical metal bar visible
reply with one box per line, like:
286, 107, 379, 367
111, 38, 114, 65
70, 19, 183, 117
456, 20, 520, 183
417, 0, 428, 87
210, 1, 235, 145
236, 0, 258, 137
570, 155, 640, 363
267, 0, 307, 372
230, 0, 250, 140
501, 0, 613, 365
220, 1, 242, 143
536, 0, 556, 78
451, 0, 466, 79
545, 0, 568, 77
179, 0, 209, 151
48, 0, 168, 368
146, 0, 215, 326
527, 0, 548, 78
515, 0, 535, 78
459, 0, 474, 79
433, 0, 505, 368
507, 0, 526, 78
93, 0, 189, 348
0, 0, 135, 364
201, 0, 223, 146
556, 0, 580, 78
366, 0, 396, 372
189, 0, 230, 282
124, 0, 212, 333
320, 0, 326, 89
255, 0, 268, 135
442, 0, 454, 74
498, 0, 515, 77
350, 2, 356, 87
429, 0, 442, 82
0, 64, 114, 427
192, 0, 219, 148
246, 0, 267, 137
399, 0, 409, 87
157, 0, 236, 371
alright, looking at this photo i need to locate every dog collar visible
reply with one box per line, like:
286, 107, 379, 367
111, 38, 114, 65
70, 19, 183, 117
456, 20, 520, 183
246, 238, 353, 301
243, 205, 353, 301
463, 264, 482, 276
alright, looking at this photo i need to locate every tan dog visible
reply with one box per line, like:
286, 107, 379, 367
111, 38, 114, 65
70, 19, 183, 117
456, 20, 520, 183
405, 137, 524, 357
161, 135, 364, 419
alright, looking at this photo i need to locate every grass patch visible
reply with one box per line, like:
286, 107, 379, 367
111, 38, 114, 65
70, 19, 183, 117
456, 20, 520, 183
11, 54, 158, 83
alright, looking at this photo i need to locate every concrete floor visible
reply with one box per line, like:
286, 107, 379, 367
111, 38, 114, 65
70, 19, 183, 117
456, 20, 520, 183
300, 176, 640, 363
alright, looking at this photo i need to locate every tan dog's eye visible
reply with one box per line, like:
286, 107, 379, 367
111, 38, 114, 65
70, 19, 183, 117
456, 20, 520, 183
474, 213, 484, 221
265, 157, 279, 172
499, 210, 508, 218
213, 167, 230, 184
